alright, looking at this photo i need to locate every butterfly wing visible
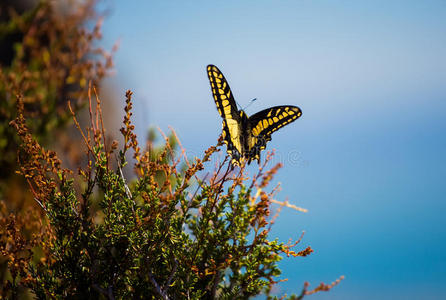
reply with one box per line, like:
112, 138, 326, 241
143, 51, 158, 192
207, 65, 244, 164
247, 105, 302, 163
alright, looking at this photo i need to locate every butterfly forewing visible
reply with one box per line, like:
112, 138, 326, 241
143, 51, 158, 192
207, 65, 244, 163
207, 65, 238, 118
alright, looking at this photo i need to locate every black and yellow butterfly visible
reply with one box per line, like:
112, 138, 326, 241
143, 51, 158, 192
207, 65, 302, 166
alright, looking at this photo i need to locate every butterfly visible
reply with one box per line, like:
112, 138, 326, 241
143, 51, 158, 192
207, 65, 302, 166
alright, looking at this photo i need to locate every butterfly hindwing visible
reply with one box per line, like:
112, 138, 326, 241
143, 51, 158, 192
207, 65, 244, 163
247, 106, 302, 162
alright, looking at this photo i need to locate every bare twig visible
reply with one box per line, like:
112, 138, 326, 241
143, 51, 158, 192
68, 101, 94, 154
148, 272, 169, 300
93, 85, 108, 166
92, 284, 115, 300
116, 155, 132, 200
270, 199, 308, 213
165, 258, 178, 290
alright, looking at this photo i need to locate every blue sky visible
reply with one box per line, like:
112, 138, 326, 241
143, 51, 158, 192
100, 1, 446, 298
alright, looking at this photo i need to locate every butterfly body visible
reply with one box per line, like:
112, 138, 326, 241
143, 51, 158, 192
207, 65, 302, 166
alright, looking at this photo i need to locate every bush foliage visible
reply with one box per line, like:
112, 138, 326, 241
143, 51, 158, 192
0, 0, 113, 185
2, 90, 343, 299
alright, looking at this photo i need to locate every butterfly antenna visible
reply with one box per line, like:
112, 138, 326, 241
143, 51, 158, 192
242, 98, 257, 111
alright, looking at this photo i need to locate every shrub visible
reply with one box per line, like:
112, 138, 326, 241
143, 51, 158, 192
0, 0, 114, 297
0, 0, 113, 186
1, 89, 343, 299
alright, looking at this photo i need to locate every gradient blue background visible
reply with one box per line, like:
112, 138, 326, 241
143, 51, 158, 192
100, 1, 446, 299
